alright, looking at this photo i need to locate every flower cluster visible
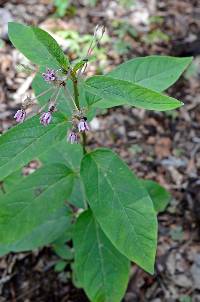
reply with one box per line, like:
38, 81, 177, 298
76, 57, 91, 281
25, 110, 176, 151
68, 117, 89, 144
14, 68, 89, 144
14, 68, 62, 125
14, 67, 89, 144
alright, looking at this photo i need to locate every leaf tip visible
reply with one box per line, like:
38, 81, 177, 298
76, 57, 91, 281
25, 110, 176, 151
148, 267, 155, 275
185, 56, 193, 63
8, 21, 14, 35
173, 99, 184, 110
142, 261, 155, 275
175, 100, 184, 109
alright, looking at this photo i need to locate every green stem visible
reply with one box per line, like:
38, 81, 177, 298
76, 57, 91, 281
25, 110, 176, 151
82, 132, 87, 154
72, 77, 80, 111
70, 73, 88, 210
71, 73, 87, 154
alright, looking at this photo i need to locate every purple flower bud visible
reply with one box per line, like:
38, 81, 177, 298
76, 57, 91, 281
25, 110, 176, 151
42, 68, 56, 82
78, 119, 89, 132
68, 131, 78, 144
40, 112, 52, 126
14, 109, 26, 123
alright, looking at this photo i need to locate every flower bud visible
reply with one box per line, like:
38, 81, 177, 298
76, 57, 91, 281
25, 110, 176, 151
68, 131, 78, 144
14, 109, 26, 123
94, 25, 105, 41
42, 68, 56, 82
78, 118, 89, 132
40, 111, 52, 126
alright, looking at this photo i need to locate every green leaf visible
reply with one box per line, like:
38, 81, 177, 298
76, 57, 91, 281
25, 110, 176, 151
81, 149, 158, 274
0, 112, 68, 180
40, 140, 83, 170
54, 0, 70, 17
0, 246, 9, 257
41, 140, 86, 208
180, 295, 192, 302
69, 177, 86, 209
8, 22, 69, 69
0, 164, 74, 246
54, 260, 67, 272
108, 56, 193, 92
73, 60, 86, 73
2, 170, 24, 194
85, 76, 183, 111
73, 210, 130, 302
140, 179, 171, 213
0, 206, 71, 255
53, 243, 73, 260
53, 223, 73, 245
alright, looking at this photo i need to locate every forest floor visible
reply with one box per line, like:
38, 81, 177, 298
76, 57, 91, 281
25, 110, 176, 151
0, 0, 200, 301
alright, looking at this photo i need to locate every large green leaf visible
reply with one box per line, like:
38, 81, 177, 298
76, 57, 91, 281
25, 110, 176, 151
0, 112, 68, 180
85, 76, 183, 111
141, 179, 171, 213
73, 210, 130, 302
8, 22, 69, 69
0, 206, 71, 256
41, 140, 86, 208
69, 177, 86, 209
1, 169, 24, 194
81, 149, 158, 274
108, 56, 192, 92
40, 139, 83, 170
0, 164, 74, 245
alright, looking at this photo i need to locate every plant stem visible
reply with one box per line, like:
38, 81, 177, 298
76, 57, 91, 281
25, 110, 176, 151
82, 132, 87, 154
71, 73, 87, 154
72, 77, 80, 111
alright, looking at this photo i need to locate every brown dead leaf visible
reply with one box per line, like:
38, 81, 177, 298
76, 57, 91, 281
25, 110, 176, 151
155, 137, 172, 159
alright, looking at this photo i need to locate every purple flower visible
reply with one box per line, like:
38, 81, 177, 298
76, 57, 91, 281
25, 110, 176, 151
78, 118, 89, 132
68, 131, 78, 144
40, 112, 52, 126
42, 68, 56, 82
14, 109, 26, 123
